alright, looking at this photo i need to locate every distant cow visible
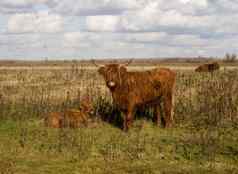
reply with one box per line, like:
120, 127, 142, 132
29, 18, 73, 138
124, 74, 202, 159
93, 60, 176, 131
195, 62, 220, 72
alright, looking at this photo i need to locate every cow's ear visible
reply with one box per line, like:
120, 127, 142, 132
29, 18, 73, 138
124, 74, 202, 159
98, 66, 105, 75
119, 66, 127, 73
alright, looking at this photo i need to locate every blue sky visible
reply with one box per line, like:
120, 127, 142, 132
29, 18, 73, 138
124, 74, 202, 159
0, 0, 238, 60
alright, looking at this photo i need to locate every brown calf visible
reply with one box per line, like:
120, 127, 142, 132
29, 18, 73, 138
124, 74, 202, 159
45, 109, 89, 128
45, 95, 93, 128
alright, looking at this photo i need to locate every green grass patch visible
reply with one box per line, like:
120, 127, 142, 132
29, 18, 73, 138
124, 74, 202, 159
0, 119, 237, 174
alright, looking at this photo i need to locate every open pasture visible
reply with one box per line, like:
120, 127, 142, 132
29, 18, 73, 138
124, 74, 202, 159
0, 64, 238, 174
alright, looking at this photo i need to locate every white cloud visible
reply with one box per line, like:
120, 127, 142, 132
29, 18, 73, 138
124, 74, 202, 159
180, 0, 207, 8
84, 0, 238, 36
1, 0, 238, 59
1, 0, 48, 6
85, 1, 212, 33
50, 0, 141, 16
63, 31, 167, 48
7, 11, 63, 33
180, 0, 190, 3
62, 31, 215, 50
64, 32, 82, 42
0, 0, 51, 14
124, 32, 167, 43
107, 0, 141, 9
63, 32, 91, 48
86, 15, 121, 32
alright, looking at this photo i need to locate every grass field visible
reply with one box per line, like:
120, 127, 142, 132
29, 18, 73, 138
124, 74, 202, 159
0, 63, 238, 174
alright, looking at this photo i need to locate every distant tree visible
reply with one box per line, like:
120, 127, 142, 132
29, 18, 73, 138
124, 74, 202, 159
224, 53, 237, 63
72, 59, 78, 64
231, 53, 237, 61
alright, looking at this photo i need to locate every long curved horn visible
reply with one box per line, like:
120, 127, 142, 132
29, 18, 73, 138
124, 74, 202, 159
91, 59, 101, 67
122, 59, 133, 66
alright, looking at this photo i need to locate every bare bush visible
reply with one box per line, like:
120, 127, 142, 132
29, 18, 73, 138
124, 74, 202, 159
223, 53, 237, 63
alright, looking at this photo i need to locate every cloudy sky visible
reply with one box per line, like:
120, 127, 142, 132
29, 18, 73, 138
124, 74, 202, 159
0, 0, 238, 60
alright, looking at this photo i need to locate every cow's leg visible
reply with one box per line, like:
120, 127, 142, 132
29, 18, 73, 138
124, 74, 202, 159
123, 108, 134, 131
163, 93, 173, 128
155, 103, 163, 127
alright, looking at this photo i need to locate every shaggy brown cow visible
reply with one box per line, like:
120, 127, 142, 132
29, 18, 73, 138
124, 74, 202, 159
93, 60, 176, 131
195, 62, 220, 72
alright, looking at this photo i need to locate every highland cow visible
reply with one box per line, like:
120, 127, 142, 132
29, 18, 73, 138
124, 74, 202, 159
195, 62, 220, 72
93, 60, 176, 131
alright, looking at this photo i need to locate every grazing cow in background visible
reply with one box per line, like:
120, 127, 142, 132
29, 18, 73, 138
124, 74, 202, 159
93, 60, 176, 131
195, 62, 220, 72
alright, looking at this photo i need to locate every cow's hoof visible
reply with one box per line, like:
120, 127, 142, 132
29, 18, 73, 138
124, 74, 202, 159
165, 124, 172, 128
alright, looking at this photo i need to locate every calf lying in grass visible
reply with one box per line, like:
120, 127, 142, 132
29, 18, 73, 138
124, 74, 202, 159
45, 109, 90, 128
45, 96, 94, 128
